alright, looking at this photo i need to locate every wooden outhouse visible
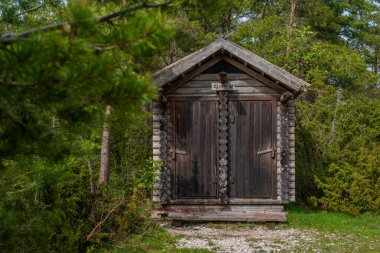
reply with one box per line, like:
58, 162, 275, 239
151, 39, 309, 222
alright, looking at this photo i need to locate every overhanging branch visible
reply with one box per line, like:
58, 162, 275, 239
1, 0, 174, 44
13, 4, 46, 17
99, 0, 174, 22
0, 78, 35, 87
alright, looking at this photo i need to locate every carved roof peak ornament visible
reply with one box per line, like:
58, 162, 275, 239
219, 72, 228, 85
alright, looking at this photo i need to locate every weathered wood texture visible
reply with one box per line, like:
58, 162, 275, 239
154, 94, 296, 204
167, 198, 286, 205
161, 101, 172, 204
218, 91, 229, 203
152, 102, 161, 203
288, 100, 296, 202
172, 83, 279, 95
154, 39, 310, 93
170, 60, 282, 96
229, 100, 276, 198
152, 205, 287, 222
152, 101, 173, 204
171, 101, 219, 199
276, 99, 295, 202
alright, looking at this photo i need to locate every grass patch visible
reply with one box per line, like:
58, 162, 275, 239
96, 223, 211, 253
246, 237, 260, 243
287, 204, 380, 237
287, 204, 380, 253
102, 204, 379, 252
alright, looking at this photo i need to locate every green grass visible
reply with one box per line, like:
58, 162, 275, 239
286, 204, 380, 253
287, 204, 380, 237
100, 205, 380, 252
95, 224, 211, 253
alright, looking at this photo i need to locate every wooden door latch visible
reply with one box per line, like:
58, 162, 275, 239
171, 149, 187, 160
257, 148, 276, 158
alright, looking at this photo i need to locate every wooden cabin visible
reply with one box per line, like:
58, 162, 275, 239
151, 39, 309, 222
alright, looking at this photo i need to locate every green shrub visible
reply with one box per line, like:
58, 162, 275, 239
298, 89, 380, 214
119, 186, 152, 235
313, 148, 380, 215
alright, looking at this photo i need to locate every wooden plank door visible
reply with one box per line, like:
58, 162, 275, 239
229, 100, 276, 198
172, 101, 218, 198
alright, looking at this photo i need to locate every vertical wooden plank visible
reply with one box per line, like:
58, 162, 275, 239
175, 102, 183, 197
244, 101, 250, 196
238, 101, 246, 197
199, 101, 206, 196
260, 101, 273, 197
229, 101, 237, 197
171, 101, 176, 200
187, 101, 194, 196
210, 101, 218, 196
272, 100, 277, 199
214, 102, 219, 197
252, 101, 260, 196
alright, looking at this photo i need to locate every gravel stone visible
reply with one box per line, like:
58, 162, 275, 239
165, 224, 332, 253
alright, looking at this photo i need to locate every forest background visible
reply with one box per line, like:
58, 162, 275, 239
0, 0, 379, 252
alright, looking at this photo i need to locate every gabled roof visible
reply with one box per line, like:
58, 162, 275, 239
153, 39, 310, 94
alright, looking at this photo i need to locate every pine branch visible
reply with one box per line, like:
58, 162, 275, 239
0, 78, 35, 87
1, 0, 174, 44
13, 4, 46, 17
84, 197, 125, 243
0, 171, 32, 185
98, 0, 174, 22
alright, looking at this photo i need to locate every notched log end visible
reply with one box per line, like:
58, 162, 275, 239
280, 91, 293, 103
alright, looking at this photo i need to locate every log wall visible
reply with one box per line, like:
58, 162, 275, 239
170, 74, 280, 96
153, 69, 296, 204
276, 99, 296, 202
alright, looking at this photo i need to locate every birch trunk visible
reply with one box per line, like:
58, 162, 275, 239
87, 156, 95, 193
286, 0, 297, 58
329, 87, 343, 145
373, 47, 378, 75
99, 105, 112, 185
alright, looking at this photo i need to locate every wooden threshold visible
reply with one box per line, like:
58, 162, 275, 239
152, 204, 287, 222
168, 198, 287, 205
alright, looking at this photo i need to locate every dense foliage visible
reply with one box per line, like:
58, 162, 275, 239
0, 0, 379, 252
163, 0, 380, 214
0, 1, 171, 251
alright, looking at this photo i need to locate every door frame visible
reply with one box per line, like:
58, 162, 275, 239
167, 95, 279, 204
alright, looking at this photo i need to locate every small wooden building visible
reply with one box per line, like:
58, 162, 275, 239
151, 39, 309, 222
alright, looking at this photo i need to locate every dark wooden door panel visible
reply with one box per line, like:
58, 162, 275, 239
173, 101, 218, 198
229, 101, 275, 198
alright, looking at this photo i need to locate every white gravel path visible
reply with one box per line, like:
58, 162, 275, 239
165, 224, 337, 252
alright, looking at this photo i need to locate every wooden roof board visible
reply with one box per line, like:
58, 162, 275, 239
153, 39, 310, 93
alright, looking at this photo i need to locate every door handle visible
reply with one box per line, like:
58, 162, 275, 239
257, 148, 276, 158
175, 149, 187, 155
171, 149, 187, 161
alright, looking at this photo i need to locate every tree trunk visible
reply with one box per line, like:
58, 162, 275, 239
262, 0, 269, 19
87, 155, 95, 193
329, 87, 343, 145
286, 0, 297, 58
373, 47, 378, 75
99, 105, 112, 185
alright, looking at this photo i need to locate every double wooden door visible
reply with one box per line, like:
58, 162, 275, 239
171, 99, 275, 200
